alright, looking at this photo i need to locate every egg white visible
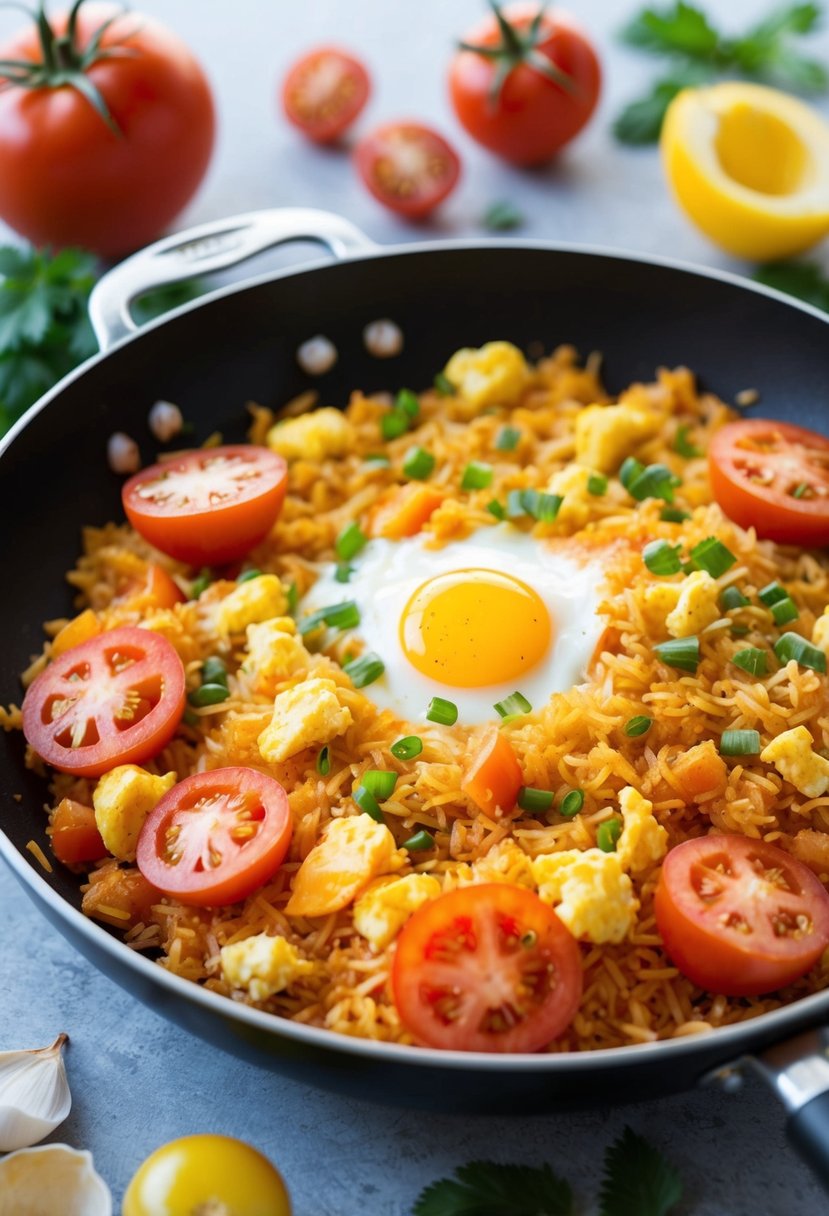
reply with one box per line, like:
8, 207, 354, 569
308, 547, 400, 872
300, 526, 609, 726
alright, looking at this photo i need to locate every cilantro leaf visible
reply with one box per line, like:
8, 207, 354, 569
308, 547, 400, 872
753, 260, 829, 310
731, 2, 827, 89
613, 69, 708, 143
413, 1161, 573, 1216
599, 1127, 683, 1216
621, 1, 721, 60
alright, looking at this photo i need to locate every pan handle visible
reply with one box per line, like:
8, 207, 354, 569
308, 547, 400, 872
88, 208, 377, 351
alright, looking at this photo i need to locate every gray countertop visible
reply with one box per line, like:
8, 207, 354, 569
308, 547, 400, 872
1, 0, 828, 1211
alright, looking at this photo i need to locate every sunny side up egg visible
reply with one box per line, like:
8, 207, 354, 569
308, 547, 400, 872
300, 526, 608, 725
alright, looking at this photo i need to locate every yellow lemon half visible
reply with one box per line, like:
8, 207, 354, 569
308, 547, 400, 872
661, 81, 829, 261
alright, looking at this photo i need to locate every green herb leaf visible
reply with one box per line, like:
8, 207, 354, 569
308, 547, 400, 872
624, 715, 653, 737
613, 74, 701, 144
414, 1160, 573, 1216
754, 260, 829, 311
599, 1126, 683, 1216
674, 423, 702, 458
643, 540, 682, 576
621, 2, 720, 59
483, 200, 525, 231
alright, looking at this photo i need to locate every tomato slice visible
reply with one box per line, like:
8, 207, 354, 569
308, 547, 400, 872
122, 445, 288, 567
709, 419, 829, 545
354, 122, 461, 219
136, 768, 292, 906
282, 46, 370, 143
392, 883, 582, 1052
22, 627, 186, 778
115, 563, 185, 612
654, 834, 829, 996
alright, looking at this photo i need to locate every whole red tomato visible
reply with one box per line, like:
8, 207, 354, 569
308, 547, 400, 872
0, 2, 215, 256
449, 3, 601, 166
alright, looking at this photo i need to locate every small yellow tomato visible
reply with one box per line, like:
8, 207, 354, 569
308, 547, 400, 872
122, 1134, 292, 1216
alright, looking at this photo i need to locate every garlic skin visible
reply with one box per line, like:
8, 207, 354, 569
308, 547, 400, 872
0, 1034, 71, 1151
0, 1144, 112, 1216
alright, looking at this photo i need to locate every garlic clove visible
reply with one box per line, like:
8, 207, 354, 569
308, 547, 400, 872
0, 1034, 71, 1151
0, 1144, 112, 1216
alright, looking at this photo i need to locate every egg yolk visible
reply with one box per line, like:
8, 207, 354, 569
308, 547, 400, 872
400, 568, 552, 688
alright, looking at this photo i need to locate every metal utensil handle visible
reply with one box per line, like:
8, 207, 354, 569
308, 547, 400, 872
88, 208, 377, 351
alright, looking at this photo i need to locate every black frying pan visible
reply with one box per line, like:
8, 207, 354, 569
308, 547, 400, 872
3, 208, 829, 1184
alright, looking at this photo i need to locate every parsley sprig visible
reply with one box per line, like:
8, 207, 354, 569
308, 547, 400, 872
412, 1128, 682, 1216
614, 1, 827, 144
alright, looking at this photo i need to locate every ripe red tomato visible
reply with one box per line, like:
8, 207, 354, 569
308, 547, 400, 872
0, 3, 215, 256
354, 122, 461, 219
22, 627, 186, 778
655, 835, 829, 996
449, 3, 600, 167
115, 563, 185, 612
137, 768, 293, 907
122, 446, 288, 568
392, 883, 582, 1052
282, 46, 370, 143
709, 419, 829, 546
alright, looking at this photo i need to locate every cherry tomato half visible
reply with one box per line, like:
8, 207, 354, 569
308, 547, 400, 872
123, 1134, 292, 1216
449, 4, 601, 167
392, 883, 582, 1052
354, 121, 461, 219
282, 46, 370, 143
654, 834, 829, 996
709, 419, 829, 546
136, 767, 292, 906
22, 626, 185, 778
115, 563, 185, 612
122, 445, 288, 567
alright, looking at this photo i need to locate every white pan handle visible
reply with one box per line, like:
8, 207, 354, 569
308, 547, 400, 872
88, 208, 377, 351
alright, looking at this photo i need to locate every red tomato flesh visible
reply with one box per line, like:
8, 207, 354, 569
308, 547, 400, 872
51, 798, 108, 866
136, 768, 292, 907
354, 122, 461, 219
655, 835, 829, 996
282, 46, 370, 143
709, 419, 829, 546
392, 883, 582, 1052
22, 626, 186, 778
122, 445, 288, 567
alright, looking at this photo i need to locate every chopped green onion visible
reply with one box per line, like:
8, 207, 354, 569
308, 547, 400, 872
732, 648, 768, 676
494, 691, 532, 718
335, 521, 367, 562
362, 770, 397, 800
190, 570, 211, 599
187, 683, 230, 708
642, 539, 682, 576
619, 456, 644, 490
343, 652, 385, 688
403, 829, 435, 851
759, 581, 788, 607
286, 580, 299, 615
587, 473, 608, 496
627, 463, 681, 504
792, 482, 809, 499
396, 388, 420, 420
496, 425, 521, 451
461, 461, 494, 491
391, 735, 423, 761
354, 785, 383, 822
201, 656, 228, 687
721, 586, 749, 611
660, 506, 691, 523
334, 562, 353, 584
674, 424, 702, 458
183, 707, 200, 728
486, 499, 506, 520
771, 597, 799, 626
434, 372, 454, 396
506, 489, 527, 518
508, 488, 562, 521
719, 729, 761, 756
731, 625, 750, 637
316, 746, 331, 776
403, 445, 436, 480
624, 715, 652, 737
426, 696, 458, 726
364, 452, 391, 468
559, 788, 584, 818
517, 786, 554, 813
237, 568, 262, 583
774, 633, 827, 673
381, 410, 409, 441
654, 635, 700, 672
690, 537, 737, 577
299, 600, 360, 635
597, 818, 622, 852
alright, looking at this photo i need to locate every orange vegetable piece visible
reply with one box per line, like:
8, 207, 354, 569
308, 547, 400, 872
117, 562, 185, 611
790, 828, 829, 876
461, 727, 523, 817
672, 740, 728, 800
372, 484, 444, 539
51, 609, 101, 657
81, 867, 162, 927
50, 797, 108, 866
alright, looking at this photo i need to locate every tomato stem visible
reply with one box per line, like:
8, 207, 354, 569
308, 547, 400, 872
460, 1, 575, 106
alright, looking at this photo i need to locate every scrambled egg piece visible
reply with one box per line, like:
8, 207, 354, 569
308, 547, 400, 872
443, 341, 529, 411
472, 839, 535, 887
546, 463, 600, 529
813, 608, 829, 655
266, 407, 353, 462
639, 582, 682, 634
245, 618, 308, 683
531, 849, 637, 944
220, 933, 314, 1001
258, 676, 352, 764
616, 786, 668, 874
93, 765, 176, 862
353, 873, 441, 951
761, 726, 829, 798
574, 404, 659, 473
215, 575, 287, 637
285, 815, 399, 917
665, 570, 720, 638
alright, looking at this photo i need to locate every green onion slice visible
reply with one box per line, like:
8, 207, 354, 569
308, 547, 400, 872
508, 488, 562, 521
774, 633, 827, 673
494, 691, 532, 718
643, 540, 682, 576
587, 473, 608, 496
759, 581, 788, 607
391, 735, 423, 761
354, 785, 383, 822
335, 521, 367, 562
597, 818, 622, 852
364, 453, 391, 468
316, 746, 331, 776
619, 456, 644, 490
720, 586, 749, 611
286, 581, 299, 615
381, 410, 409, 441
343, 652, 385, 688
426, 697, 458, 725
771, 597, 799, 626
792, 482, 809, 499
201, 656, 228, 687
300, 600, 360, 635
395, 389, 420, 420
361, 769, 397, 800
690, 537, 737, 577
486, 500, 506, 520
461, 461, 494, 491
624, 715, 652, 737
190, 570, 211, 599
403, 829, 434, 851
719, 729, 761, 756
334, 562, 353, 584
660, 506, 691, 523
517, 787, 554, 813
732, 648, 768, 676
627, 463, 681, 504
654, 635, 700, 672
403, 446, 436, 480
674, 424, 702, 458
434, 372, 454, 396
237, 568, 262, 583
496, 425, 521, 451
559, 788, 584, 818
